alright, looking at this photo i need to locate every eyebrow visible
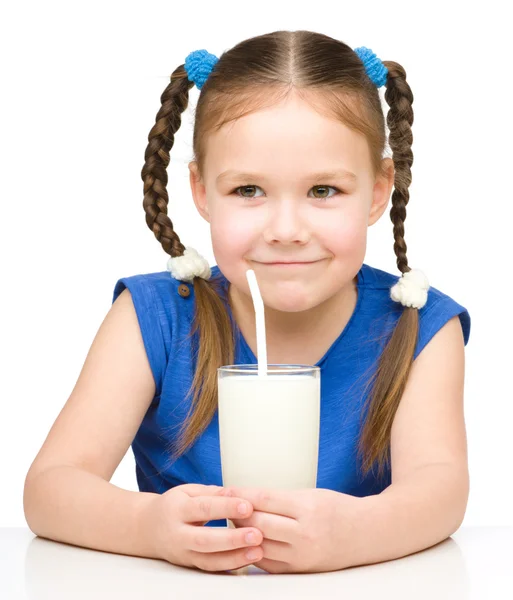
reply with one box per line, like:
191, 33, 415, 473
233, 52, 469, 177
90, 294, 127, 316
216, 169, 358, 183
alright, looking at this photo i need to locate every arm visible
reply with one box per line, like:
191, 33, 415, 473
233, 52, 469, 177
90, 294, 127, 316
24, 465, 160, 559
347, 462, 469, 568
345, 316, 470, 567
23, 289, 163, 559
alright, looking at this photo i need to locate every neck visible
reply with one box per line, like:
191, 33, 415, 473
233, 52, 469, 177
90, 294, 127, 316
227, 275, 358, 363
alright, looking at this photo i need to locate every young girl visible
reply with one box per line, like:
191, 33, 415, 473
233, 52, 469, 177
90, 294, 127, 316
24, 30, 471, 575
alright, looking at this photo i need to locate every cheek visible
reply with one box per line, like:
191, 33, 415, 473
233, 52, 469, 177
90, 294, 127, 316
210, 207, 256, 256
317, 207, 368, 254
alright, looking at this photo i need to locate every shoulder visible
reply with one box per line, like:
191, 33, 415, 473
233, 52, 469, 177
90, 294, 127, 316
360, 263, 471, 359
110, 270, 195, 398
112, 270, 183, 304
111, 269, 200, 342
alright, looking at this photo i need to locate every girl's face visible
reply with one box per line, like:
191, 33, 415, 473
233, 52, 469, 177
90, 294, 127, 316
189, 92, 393, 313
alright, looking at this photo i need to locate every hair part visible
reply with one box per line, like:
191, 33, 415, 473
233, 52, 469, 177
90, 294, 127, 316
141, 30, 418, 484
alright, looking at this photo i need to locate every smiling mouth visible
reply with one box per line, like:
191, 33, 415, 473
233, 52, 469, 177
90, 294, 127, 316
260, 260, 323, 267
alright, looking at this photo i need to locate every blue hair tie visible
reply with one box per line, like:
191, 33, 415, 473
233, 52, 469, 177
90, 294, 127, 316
184, 49, 219, 90
184, 45, 388, 91
353, 47, 388, 88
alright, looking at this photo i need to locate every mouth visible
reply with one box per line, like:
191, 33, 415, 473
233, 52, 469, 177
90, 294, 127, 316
258, 260, 323, 267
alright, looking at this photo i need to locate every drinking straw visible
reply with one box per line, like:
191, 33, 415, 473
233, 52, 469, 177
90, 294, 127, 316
228, 269, 267, 576
245, 269, 268, 377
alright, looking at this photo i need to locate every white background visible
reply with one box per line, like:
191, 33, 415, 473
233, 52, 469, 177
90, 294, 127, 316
1, 0, 511, 527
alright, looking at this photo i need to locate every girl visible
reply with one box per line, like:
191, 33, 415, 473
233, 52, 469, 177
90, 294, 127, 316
24, 30, 471, 575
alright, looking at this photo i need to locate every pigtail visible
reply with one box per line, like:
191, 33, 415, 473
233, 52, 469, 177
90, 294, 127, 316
141, 64, 236, 462
142, 68, 191, 257
356, 61, 420, 482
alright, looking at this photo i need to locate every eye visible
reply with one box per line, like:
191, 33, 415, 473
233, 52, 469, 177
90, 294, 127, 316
229, 184, 344, 201
231, 185, 265, 199
309, 185, 343, 201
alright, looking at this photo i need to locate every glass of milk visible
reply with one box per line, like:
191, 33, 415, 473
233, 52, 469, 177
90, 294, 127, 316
218, 363, 320, 571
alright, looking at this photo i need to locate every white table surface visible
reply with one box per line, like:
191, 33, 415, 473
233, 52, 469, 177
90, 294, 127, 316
2, 526, 511, 599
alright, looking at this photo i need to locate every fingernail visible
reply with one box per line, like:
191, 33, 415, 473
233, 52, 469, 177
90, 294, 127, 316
238, 502, 248, 515
245, 532, 256, 544
246, 548, 260, 560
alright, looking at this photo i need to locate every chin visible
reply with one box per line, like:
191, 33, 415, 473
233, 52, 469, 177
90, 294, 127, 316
262, 290, 316, 313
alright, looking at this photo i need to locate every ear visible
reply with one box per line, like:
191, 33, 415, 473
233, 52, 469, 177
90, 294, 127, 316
189, 161, 210, 223
368, 157, 395, 227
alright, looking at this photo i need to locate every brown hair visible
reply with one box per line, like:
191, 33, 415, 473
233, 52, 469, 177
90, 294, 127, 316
141, 30, 418, 483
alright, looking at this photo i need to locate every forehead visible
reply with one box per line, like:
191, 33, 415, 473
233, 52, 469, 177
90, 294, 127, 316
203, 95, 370, 183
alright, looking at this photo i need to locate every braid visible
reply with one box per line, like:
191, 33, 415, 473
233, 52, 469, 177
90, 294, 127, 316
383, 60, 414, 276
141, 65, 194, 258
356, 60, 419, 481
140, 62, 237, 463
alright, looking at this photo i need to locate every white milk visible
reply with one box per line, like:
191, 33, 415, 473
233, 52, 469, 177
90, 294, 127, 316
218, 374, 320, 489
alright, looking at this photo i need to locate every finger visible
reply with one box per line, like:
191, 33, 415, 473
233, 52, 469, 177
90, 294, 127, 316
224, 486, 301, 519
185, 523, 263, 553
191, 545, 264, 573
179, 484, 225, 497
259, 537, 292, 562
185, 495, 254, 524
254, 556, 292, 574
231, 510, 297, 544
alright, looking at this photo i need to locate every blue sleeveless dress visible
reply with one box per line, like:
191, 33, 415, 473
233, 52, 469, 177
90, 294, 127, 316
112, 263, 471, 527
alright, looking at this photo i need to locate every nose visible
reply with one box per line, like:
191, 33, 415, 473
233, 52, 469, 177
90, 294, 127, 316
262, 198, 311, 245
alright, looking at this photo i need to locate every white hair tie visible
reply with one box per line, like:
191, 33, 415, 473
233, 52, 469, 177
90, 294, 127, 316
390, 268, 430, 309
166, 246, 211, 283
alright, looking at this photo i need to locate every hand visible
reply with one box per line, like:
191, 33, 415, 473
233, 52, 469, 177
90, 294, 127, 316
142, 483, 265, 572
226, 486, 363, 574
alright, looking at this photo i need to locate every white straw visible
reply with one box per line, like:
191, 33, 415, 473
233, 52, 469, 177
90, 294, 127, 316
245, 269, 268, 377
